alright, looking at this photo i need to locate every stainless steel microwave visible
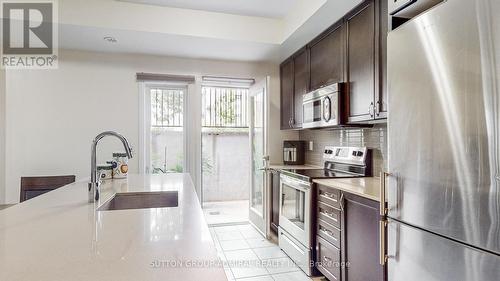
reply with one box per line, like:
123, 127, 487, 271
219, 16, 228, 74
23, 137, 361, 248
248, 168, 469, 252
302, 83, 345, 129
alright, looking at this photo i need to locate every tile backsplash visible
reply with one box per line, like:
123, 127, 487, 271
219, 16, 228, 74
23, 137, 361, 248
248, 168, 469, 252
299, 124, 387, 176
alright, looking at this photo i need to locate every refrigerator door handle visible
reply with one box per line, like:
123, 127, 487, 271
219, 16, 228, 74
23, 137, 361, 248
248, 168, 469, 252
380, 172, 390, 216
379, 219, 387, 265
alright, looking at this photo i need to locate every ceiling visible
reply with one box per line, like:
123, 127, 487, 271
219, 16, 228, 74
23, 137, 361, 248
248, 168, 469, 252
50, 0, 361, 62
117, 0, 299, 18
59, 24, 281, 62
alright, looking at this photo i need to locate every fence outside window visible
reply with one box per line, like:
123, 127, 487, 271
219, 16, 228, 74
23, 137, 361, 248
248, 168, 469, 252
202, 86, 249, 128
150, 86, 249, 128
151, 88, 184, 127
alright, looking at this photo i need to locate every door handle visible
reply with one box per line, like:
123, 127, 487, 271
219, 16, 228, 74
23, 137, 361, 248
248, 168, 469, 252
369, 102, 374, 118
375, 101, 381, 116
380, 172, 390, 216
379, 219, 387, 265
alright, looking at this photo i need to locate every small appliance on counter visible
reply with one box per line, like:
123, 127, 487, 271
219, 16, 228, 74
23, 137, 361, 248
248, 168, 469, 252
283, 141, 305, 165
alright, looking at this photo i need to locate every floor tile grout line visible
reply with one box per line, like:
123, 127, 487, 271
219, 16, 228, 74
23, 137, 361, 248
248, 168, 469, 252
213, 224, 312, 281
210, 226, 238, 281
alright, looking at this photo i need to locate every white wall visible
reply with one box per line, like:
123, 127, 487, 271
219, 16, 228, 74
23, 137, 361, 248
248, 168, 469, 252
0, 69, 5, 204
4, 49, 297, 204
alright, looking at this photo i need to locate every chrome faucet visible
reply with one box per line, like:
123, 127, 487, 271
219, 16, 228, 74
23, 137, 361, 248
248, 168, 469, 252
88, 131, 133, 203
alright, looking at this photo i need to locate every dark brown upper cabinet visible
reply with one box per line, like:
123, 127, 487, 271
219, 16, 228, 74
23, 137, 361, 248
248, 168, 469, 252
309, 23, 345, 91
280, 59, 295, 130
292, 48, 309, 129
346, 1, 375, 122
346, 0, 387, 123
377, 0, 388, 119
279, 0, 387, 129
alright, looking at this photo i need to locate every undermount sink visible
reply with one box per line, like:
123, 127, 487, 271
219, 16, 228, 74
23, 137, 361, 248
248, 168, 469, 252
98, 191, 179, 211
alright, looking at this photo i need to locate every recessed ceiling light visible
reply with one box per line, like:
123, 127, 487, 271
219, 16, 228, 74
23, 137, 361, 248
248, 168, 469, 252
103, 36, 117, 43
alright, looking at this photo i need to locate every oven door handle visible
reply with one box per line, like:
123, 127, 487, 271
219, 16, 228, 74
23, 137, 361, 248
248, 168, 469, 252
280, 175, 311, 191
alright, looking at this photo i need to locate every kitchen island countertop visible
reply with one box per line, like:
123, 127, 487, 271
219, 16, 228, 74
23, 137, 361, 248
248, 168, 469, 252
0, 174, 227, 281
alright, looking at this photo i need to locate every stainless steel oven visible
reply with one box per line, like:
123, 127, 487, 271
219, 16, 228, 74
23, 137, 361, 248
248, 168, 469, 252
277, 146, 372, 277
302, 83, 344, 129
278, 174, 312, 275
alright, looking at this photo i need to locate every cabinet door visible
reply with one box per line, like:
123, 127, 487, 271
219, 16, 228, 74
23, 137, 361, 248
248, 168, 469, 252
293, 48, 308, 128
342, 193, 384, 281
309, 25, 344, 91
375, 0, 388, 119
270, 170, 280, 235
316, 236, 341, 281
347, 1, 376, 123
280, 59, 294, 129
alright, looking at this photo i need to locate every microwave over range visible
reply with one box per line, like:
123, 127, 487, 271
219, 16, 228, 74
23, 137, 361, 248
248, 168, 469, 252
302, 83, 346, 129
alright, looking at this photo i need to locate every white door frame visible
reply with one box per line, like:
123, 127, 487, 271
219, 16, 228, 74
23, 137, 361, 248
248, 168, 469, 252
248, 76, 270, 237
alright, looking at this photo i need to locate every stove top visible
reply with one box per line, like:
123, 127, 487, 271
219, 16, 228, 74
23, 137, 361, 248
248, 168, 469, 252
278, 146, 372, 182
279, 168, 362, 182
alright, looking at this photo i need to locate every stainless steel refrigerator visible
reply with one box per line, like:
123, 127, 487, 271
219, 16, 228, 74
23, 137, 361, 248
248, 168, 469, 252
387, 0, 500, 280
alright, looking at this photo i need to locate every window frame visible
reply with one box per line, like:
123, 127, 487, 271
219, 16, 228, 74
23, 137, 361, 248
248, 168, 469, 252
139, 82, 188, 174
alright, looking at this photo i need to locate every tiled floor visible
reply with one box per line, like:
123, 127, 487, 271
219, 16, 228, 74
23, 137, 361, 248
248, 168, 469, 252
0, 204, 15, 210
203, 200, 249, 225
210, 224, 324, 281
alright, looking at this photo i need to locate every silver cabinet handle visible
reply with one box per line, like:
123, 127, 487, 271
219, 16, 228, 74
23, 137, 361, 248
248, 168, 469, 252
321, 192, 338, 202
369, 102, 374, 118
375, 101, 381, 116
320, 227, 337, 241
339, 192, 344, 212
320, 210, 338, 222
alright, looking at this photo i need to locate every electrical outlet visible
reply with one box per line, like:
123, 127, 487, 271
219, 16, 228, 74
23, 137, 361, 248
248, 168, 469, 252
309, 141, 314, 151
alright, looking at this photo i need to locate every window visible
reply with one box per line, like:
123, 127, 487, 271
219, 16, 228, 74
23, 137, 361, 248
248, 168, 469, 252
201, 86, 249, 128
151, 88, 184, 127
148, 87, 186, 174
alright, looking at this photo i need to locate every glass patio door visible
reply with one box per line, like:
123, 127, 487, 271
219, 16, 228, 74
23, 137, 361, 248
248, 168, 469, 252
248, 77, 269, 235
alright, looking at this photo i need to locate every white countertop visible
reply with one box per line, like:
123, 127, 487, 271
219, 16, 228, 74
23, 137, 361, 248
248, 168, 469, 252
313, 177, 382, 202
0, 174, 227, 281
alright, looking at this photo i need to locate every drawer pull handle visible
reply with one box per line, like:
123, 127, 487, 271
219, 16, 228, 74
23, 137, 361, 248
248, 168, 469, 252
320, 210, 333, 217
320, 228, 338, 241
320, 210, 338, 222
321, 192, 338, 202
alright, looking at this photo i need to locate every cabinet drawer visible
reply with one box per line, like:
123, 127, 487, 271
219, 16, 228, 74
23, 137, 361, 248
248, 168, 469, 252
318, 201, 342, 229
316, 236, 341, 281
318, 185, 342, 209
317, 219, 341, 248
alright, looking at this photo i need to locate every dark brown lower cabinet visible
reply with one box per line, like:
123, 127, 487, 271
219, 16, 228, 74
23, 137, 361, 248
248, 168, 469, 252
342, 193, 385, 281
317, 235, 341, 281
270, 170, 280, 235
315, 184, 385, 281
